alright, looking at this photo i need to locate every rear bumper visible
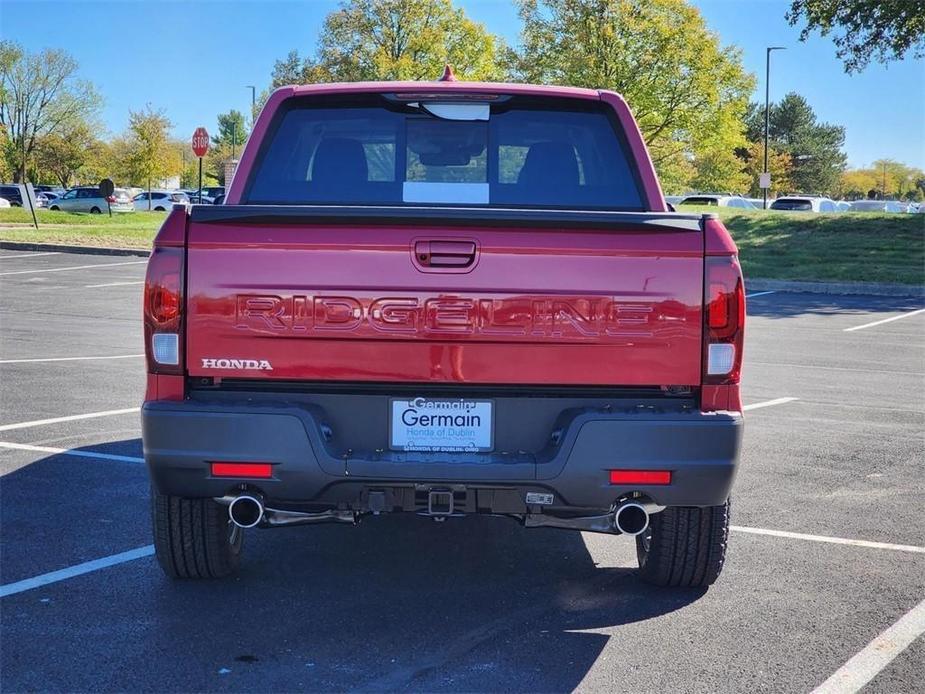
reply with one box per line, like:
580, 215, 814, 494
142, 400, 742, 511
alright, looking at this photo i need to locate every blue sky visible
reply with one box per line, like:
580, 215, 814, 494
3, 0, 924, 169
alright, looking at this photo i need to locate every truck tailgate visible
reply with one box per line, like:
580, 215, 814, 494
185, 207, 704, 386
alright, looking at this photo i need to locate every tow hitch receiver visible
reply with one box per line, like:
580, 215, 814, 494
427, 490, 454, 516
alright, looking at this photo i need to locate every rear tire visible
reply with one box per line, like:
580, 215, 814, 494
636, 500, 730, 587
90, 207, 101, 214
49, 205, 59, 211
152, 491, 243, 579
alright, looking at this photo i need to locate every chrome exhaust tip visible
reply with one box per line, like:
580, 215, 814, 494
614, 502, 649, 536
228, 494, 264, 529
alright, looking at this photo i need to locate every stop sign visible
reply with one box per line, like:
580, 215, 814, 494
191, 127, 210, 158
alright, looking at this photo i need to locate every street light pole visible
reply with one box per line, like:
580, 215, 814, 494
245, 85, 256, 121
763, 46, 786, 209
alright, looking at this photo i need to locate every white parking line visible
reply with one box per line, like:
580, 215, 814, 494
812, 598, 925, 694
843, 308, 925, 332
0, 252, 61, 259
0, 441, 143, 463
0, 354, 144, 364
731, 526, 925, 554
745, 290, 776, 299
0, 407, 140, 432
0, 260, 146, 276
0, 545, 154, 598
742, 397, 799, 411
84, 280, 145, 288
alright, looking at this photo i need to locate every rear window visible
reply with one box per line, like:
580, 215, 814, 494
771, 198, 812, 211
680, 196, 720, 206
243, 96, 643, 210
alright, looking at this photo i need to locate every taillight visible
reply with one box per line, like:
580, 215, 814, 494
107, 195, 116, 203
703, 255, 744, 385
144, 246, 184, 375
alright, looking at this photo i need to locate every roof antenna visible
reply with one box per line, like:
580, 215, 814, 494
438, 64, 457, 82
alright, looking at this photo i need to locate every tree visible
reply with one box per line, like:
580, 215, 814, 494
32, 122, 104, 187
517, 0, 755, 193
0, 41, 102, 182
869, 159, 925, 198
739, 142, 793, 197
690, 149, 749, 194
213, 109, 248, 150
124, 106, 178, 207
271, 0, 511, 86
745, 92, 847, 195
787, 0, 925, 73
650, 145, 695, 195
834, 162, 924, 200
838, 168, 878, 200
271, 50, 305, 87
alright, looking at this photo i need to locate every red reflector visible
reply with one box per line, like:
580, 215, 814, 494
210, 462, 273, 478
609, 470, 672, 485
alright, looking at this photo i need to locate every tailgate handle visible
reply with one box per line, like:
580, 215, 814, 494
414, 240, 476, 268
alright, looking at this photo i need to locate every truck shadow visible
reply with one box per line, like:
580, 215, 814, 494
158, 513, 705, 691
1, 441, 706, 692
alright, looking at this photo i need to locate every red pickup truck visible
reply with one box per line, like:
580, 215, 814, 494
142, 78, 744, 587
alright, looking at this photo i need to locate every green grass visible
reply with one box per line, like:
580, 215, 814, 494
2, 205, 923, 285
679, 205, 925, 285
0, 208, 163, 248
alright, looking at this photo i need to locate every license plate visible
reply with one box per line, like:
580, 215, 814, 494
390, 397, 493, 452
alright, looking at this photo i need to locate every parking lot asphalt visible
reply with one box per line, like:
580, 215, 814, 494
1, 249, 923, 693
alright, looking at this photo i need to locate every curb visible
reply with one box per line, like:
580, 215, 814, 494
0, 241, 150, 258
746, 278, 923, 298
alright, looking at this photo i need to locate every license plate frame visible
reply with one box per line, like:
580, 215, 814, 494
389, 397, 494, 453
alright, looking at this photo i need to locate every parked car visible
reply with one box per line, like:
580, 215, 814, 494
111, 188, 135, 208
133, 190, 189, 211
182, 190, 215, 204
202, 186, 225, 199
679, 194, 756, 209
0, 184, 24, 207
211, 193, 225, 205
33, 184, 65, 196
143, 79, 744, 588
770, 196, 839, 212
848, 200, 905, 213
49, 186, 134, 213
